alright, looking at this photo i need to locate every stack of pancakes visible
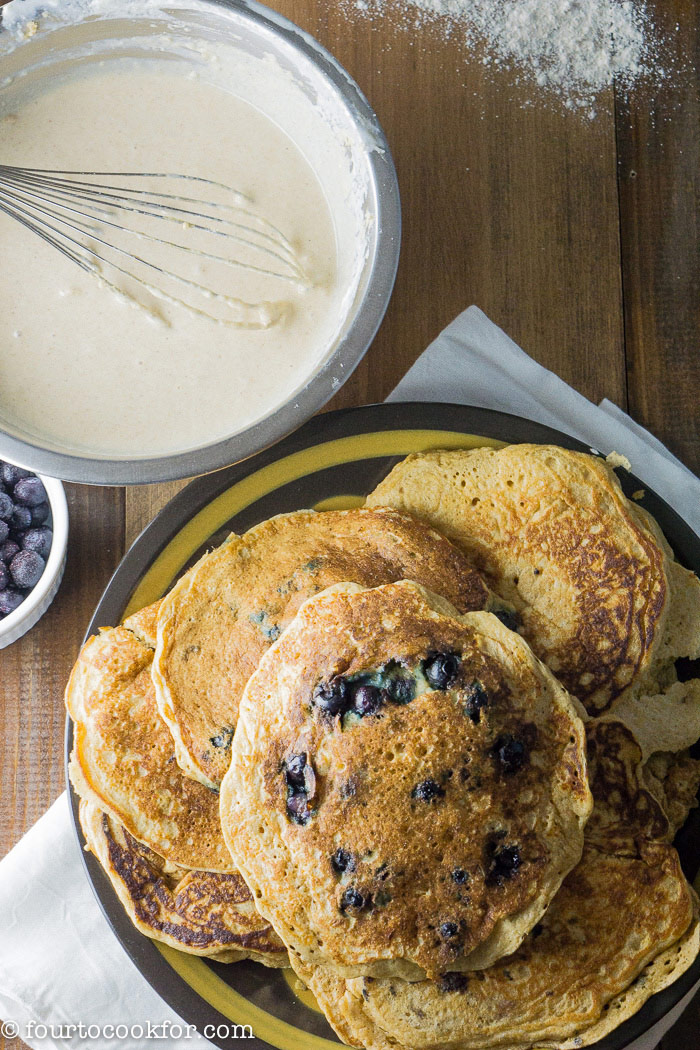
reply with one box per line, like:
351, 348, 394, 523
66, 444, 700, 1049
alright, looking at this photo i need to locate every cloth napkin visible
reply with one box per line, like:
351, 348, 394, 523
1, 306, 698, 1050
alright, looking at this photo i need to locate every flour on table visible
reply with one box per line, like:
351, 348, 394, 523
343, 0, 667, 114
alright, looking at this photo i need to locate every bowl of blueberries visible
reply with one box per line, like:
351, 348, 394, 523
0, 459, 68, 648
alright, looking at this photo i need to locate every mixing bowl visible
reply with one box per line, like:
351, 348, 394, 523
0, 0, 400, 484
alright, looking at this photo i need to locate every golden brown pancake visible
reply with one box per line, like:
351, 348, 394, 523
221, 580, 591, 982
301, 858, 697, 1050
153, 507, 492, 788
79, 801, 287, 965
296, 717, 699, 1050
367, 444, 700, 715
66, 604, 233, 871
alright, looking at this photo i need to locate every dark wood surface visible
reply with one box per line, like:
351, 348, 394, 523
1, 0, 699, 1046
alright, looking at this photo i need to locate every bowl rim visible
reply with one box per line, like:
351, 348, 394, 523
0, 472, 68, 639
0, 0, 401, 485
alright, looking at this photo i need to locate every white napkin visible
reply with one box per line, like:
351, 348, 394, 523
1, 306, 698, 1050
388, 306, 700, 535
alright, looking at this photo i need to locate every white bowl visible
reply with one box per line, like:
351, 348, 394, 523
0, 474, 68, 648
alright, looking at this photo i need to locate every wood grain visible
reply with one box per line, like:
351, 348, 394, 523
1, 0, 698, 1046
616, 0, 700, 477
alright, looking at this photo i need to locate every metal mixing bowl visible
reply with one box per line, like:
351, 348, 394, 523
0, 0, 400, 484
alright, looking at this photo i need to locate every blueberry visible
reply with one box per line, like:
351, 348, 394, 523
286, 794, 312, 826
21, 527, 52, 561
0, 462, 30, 487
13, 477, 47, 507
0, 521, 8, 545
439, 921, 459, 939
353, 684, 383, 717
313, 677, 350, 716
0, 589, 25, 616
340, 887, 367, 912
411, 778, 446, 803
210, 727, 235, 750
9, 550, 45, 589
423, 651, 461, 690
493, 607, 520, 632
0, 540, 19, 564
11, 506, 32, 530
30, 502, 50, 526
284, 753, 307, 789
451, 868, 469, 885
492, 733, 528, 775
0, 562, 6, 590
0, 493, 14, 522
385, 673, 415, 705
463, 680, 489, 723
331, 848, 355, 875
438, 973, 469, 993
485, 843, 522, 886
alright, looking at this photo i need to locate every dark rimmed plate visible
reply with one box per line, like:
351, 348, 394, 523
66, 402, 700, 1050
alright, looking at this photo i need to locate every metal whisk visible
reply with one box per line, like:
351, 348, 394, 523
0, 165, 309, 328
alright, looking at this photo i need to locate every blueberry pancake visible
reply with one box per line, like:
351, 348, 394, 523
66, 603, 233, 872
299, 718, 700, 1050
367, 444, 700, 715
221, 580, 591, 982
153, 507, 492, 789
79, 801, 287, 966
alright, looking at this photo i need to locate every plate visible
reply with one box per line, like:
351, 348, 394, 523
66, 402, 700, 1050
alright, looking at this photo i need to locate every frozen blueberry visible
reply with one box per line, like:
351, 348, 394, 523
21, 527, 53, 561
0, 462, 30, 487
0, 589, 24, 616
423, 651, 461, 690
340, 887, 368, 912
492, 733, 528, 775
485, 843, 522, 886
11, 506, 32, 530
331, 848, 355, 875
286, 794, 312, 826
9, 550, 45, 589
313, 677, 350, 716
438, 973, 469, 993
0, 521, 8, 545
353, 683, 383, 717
0, 562, 6, 590
13, 477, 47, 507
439, 922, 460, 940
493, 607, 520, 632
463, 680, 489, 723
0, 540, 20, 564
451, 868, 469, 885
0, 493, 14, 522
411, 778, 446, 803
284, 753, 308, 790
30, 502, 50, 526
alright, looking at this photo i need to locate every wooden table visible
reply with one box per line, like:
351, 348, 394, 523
1, 0, 699, 1046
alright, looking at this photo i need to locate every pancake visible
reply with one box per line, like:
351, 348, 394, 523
79, 801, 287, 966
585, 715, 700, 850
66, 604, 233, 872
367, 444, 700, 716
221, 580, 591, 982
297, 717, 698, 1050
301, 858, 697, 1050
153, 507, 492, 789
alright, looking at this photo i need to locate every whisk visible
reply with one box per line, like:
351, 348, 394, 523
0, 165, 310, 328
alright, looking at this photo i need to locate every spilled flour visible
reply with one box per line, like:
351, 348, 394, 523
344, 0, 666, 113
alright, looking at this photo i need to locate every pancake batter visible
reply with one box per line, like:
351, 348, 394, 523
0, 15, 357, 457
